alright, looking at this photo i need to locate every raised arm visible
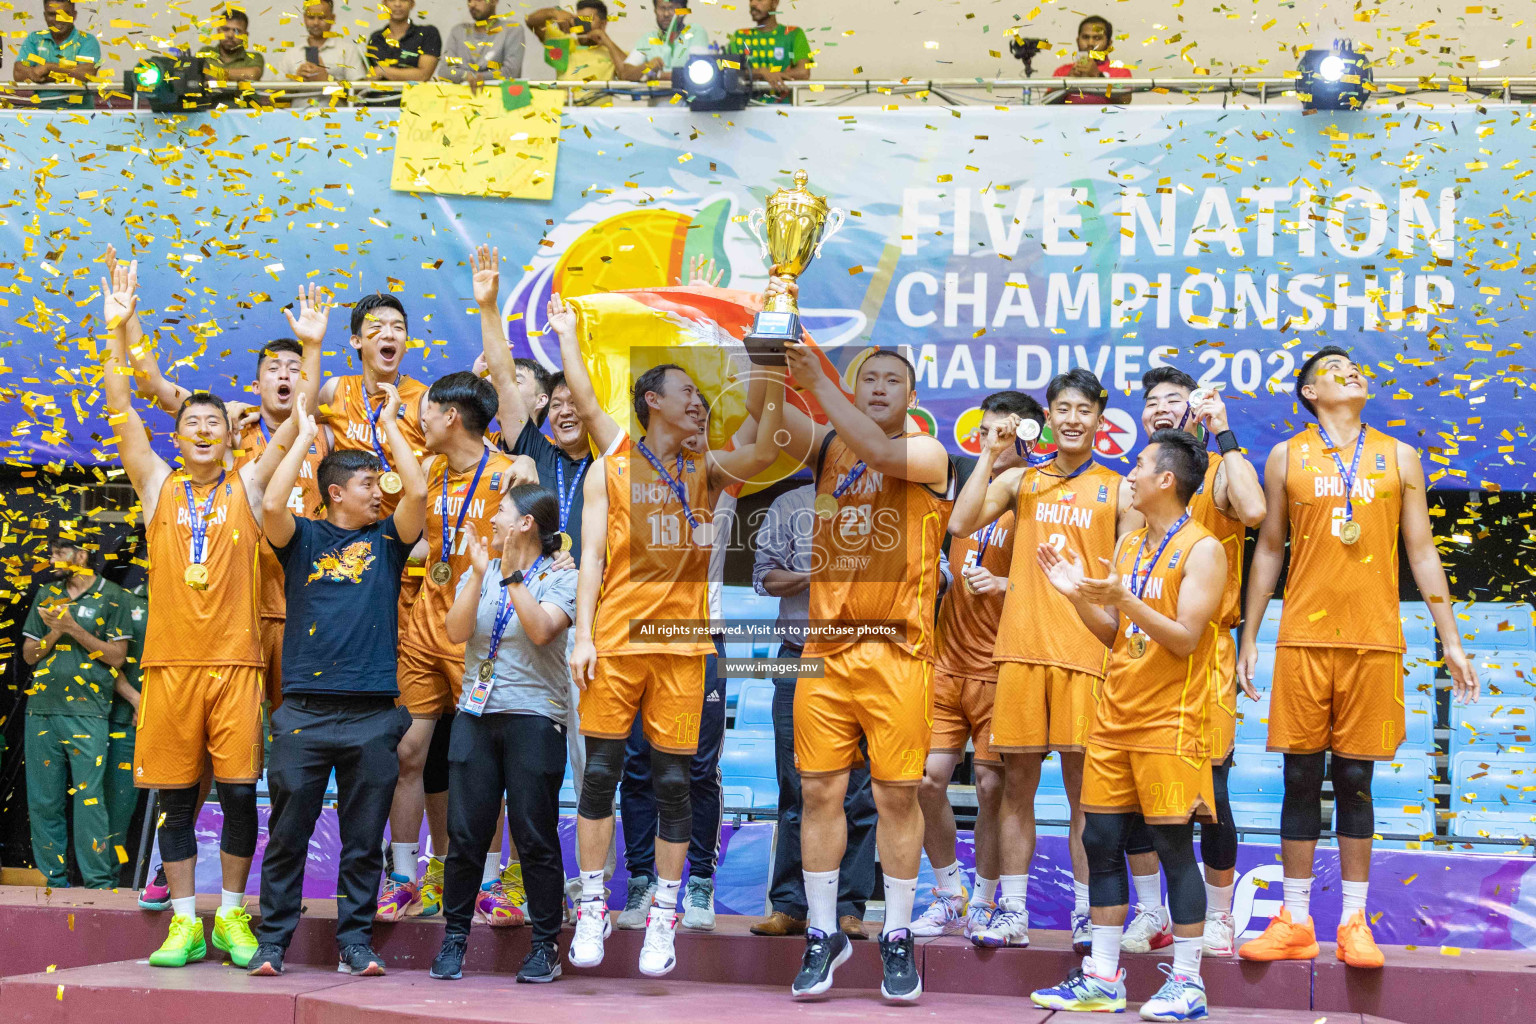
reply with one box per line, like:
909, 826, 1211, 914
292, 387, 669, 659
262, 394, 319, 549
101, 259, 172, 518
550, 292, 621, 453
1237, 441, 1289, 688
526, 7, 573, 41
1398, 442, 1478, 704
949, 416, 1022, 536
568, 456, 608, 687
1202, 393, 1266, 527
379, 382, 428, 543
709, 370, 785, 488
282, 283, 330, 412
239, 403, 301, 523
472, 245, 531, 441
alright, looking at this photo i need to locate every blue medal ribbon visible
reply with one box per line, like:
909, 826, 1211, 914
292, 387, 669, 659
635, 440, 700, 529
832, 460, 869, 500
440, 449, 491, 570
555, 455, 592, 533
486, 556, 548, 664
183, 471, 226, 567
1315, 422, 1367, 526
974, 519, 998, 562
1126, 511, 1191, 642
366, 377, 402, 473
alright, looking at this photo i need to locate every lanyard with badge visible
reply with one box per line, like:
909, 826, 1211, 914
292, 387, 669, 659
431, 449, 491, 586
555, 455, 591, 553
1315, 423, 1367, 546
464, 556, 548, 716
636, 439, 712, 546
1125, 512, 1190, 658
182, 472, 224, 589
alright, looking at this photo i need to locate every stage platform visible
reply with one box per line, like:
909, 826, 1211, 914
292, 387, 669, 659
2, 886, 1528, 1024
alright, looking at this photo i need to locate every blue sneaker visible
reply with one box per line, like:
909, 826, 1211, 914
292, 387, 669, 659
1138, 964, 1208, 1021
1030, 957, 1127, 1013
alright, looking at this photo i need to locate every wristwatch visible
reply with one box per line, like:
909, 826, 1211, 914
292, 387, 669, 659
502, 570, 526, 587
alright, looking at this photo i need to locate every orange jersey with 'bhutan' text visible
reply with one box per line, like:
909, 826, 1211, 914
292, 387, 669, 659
934, 509, 1014, 681
235, 419, 329, 621
322, 374, 428, 517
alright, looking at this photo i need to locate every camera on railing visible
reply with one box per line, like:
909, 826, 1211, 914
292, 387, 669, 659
1008, 35, 1049, 76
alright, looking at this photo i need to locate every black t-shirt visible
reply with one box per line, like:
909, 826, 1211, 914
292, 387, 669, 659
503, 418, 594, 563
275, 515, 414, 696
366, 23, 443, 69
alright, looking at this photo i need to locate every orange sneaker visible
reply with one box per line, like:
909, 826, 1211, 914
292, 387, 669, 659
1335, 909, 1385, 968
1237, 907, 1321, 961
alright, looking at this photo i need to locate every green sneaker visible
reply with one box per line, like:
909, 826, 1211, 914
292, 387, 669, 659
149, 914, 208, 968
212, 906, 259, 968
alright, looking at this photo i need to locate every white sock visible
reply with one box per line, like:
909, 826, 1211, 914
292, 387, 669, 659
882, 874, 918, 936
1132, 872, 1163, 910
1073, 879, 1090, 917
171, 896, 197, 920
1283, 876, 1313, 922
655, 876, 681, 911
1089, 923, 1122, 978
391, 842, 418, 880
974, 875, 999, 904
580, 868, 605, 902
482, 853, 502, 885
219, 889, 243, 911
803, 868, 839, 935
933, 860, 964, 895
999, 873, 1028, 912
1205, 880, 1235, 916
1341, 879, 1369, 918
1173, 934, 1203, 977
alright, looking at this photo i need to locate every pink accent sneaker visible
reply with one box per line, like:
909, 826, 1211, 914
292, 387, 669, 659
475, 880, 527, 928
139, 863, 171, 911
375, 872, 418, 922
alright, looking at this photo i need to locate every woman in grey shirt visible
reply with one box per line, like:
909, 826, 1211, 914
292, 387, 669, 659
430, 484, 577, 984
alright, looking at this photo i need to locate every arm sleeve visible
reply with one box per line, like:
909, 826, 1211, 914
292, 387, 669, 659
1052, 62, 1075, 78
22, 591, 46, 641
624, 41, 650, 66
78, 34, 102, 63
384, 515, 415, 562
102, 595, 132, 643
548, 570, 579, 620
15, 34, 42, 66
511, 417, 550, 457
436, 26, 467, 81
421, 25, 443, 57
751, 500, 789, 596
1105, 65, 1132, 78
272, 516, 308, 566
791, 28, 810, 63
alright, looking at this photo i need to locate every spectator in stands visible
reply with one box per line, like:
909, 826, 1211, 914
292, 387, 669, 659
22, 532, 132, 890
366, 0, 442, 93
527, 2, 629, 105
1052, 14, 1130, 104
201, 7, 265, 82
730, 0, 810, 103
11, 0, 101, 108
618, 0, 707, 82
439, 0, 525, 84
748, 484, 877, 941
271, 0, 364, 104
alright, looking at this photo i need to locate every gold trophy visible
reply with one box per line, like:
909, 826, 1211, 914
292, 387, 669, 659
743, 170, 845, 365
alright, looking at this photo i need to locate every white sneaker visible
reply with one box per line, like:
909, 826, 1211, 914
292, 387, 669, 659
638, 906, 679, 977
970, 899, 1029, 947
910, 888, 968, 937
1121, 904, 1174, 953
1202, 911, 1236, 957
568, 901, 611, 968
1071, 910, 1091, 954
963, 899, 997, 940
1139, 964, 1208, 1022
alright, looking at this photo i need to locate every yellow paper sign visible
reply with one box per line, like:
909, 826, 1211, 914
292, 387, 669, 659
391, 83, 564, 200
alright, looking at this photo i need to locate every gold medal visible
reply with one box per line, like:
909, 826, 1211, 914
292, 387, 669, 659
478, 660, 495, 682
1339, 519, 1361, 546
429, 560, 453, 586
379, 471, 403, 494
814, 493, 838, 519
184, 563, 209, 589
558, 532, 572, 553
1128, 633, 1148, 659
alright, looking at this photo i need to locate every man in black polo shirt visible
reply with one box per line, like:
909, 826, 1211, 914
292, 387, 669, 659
248, 392, 426, 977
364, 0, 441, 104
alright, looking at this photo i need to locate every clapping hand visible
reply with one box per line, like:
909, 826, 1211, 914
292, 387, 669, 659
1077, 557, 1130, 607
1036, 543, 1085, 598
466, 531, 490, 578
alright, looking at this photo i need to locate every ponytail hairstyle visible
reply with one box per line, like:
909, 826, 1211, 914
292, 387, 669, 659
504, 484, 563, 557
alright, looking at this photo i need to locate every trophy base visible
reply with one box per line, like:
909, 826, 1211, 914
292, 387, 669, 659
744, 309, 801, 366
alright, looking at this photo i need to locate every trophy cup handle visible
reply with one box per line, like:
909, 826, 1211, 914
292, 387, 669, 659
744, 207, 770, 260
813, 207, 847, 259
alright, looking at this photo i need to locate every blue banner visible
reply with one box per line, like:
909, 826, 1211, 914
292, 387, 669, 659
0, 105, 1522, 486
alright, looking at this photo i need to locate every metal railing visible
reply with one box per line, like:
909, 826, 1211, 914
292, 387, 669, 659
4, 74, 1536, 111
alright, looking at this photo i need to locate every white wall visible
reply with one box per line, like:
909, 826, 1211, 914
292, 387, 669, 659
6, 1, 1531, 81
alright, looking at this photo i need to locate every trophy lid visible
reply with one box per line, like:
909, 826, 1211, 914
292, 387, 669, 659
770, 169, 828, 211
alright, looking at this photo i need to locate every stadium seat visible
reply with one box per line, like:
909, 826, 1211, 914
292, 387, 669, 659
1449, 807, 1536, 841
1453, 601, 1536, 653
719, 733, 778, 811
1254, 602, 1283, 644
1249, 642, 1277, 692
1399, 600, 1437, 651
1449, 696, 1534, 764
1233, 693, 1272, 746
1226, 746, 1284, 834
717, 585, 780, 658
734, 680, 775, 733
1472, 650, 1536, 699
1401, 685, 1437, 751
1452, 751, 1536, 814
1035, 753, 1071, 837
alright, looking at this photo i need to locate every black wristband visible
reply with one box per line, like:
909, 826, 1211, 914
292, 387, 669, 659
1216, 430, 1241, 455
501, 571, 524, 587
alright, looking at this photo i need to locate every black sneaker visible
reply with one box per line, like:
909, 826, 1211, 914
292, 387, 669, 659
430, 933, 468, 981
247, 943, 285, 976
791, 927, 852, 1000
878, 928, 922, 1003
516, 940, 562, 984
337, 943, 387, 976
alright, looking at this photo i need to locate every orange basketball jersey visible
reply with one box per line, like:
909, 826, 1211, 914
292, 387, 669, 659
323, 374, 427, 516
593, 435, 716, 658
1093, 519, 1220, 762
1189, 452, 1245, 632
1277, 424, 1404, 653
934, 509, 1015, 681
805, 434, 952, 663
235, 420, 329, 621
400, 450, 517, 657
994, 461, 1123, 676
142, 471, 262, 668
